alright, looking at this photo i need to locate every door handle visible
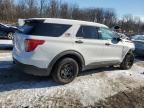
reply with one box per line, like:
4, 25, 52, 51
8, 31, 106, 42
105, 43, 111, 46
75, 40, 84, 44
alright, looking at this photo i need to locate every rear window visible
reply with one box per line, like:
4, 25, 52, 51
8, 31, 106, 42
19, 20, 71, 37
76, 26, 99, 39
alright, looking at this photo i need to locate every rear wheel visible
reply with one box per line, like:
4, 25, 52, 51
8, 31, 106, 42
120, 52, 134, 70
52, 58, 79, 84
7, 32, 14, 40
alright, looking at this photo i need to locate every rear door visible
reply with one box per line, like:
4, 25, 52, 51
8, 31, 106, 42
74, 25, 106, 65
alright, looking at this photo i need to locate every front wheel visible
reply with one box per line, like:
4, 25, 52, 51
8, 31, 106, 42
52, 58, 79, 84
120, 52, 134, 70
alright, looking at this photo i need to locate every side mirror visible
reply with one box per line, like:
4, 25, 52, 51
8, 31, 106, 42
113, 37, 121, 41
112, 37, 122, 44
117, 37, 122, 41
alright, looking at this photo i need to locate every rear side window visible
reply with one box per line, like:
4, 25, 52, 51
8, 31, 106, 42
76, 26, 99, 39
19, 20, 71, 37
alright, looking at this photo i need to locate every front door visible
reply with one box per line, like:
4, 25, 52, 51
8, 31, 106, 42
98, 28, 124, 64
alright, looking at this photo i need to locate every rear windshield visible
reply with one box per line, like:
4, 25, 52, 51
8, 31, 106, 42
18, 20, 71, 37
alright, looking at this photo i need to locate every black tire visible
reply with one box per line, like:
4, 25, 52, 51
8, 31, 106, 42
120, 52, 134, 70
7, 32, 14, 40
52, 58, 79, 84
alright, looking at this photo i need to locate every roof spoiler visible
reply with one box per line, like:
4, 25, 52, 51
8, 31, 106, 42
25, 19, 45, 24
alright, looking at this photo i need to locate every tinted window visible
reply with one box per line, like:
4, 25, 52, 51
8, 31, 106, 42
99, 28, 114, 40
19, 21, 71, 37
76, 26, 99, 39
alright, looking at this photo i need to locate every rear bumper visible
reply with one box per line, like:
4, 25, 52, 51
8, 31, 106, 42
12, 48, 51, 69
13, 58, 51, 76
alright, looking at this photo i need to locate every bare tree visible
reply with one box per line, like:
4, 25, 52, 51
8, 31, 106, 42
104, 9, 117, 27
49, 0, 59, 17
0, 0, 143, 35
25, 0, 38, 17
39, 0, 47, 17
60, 3, 69, 18
71, 4, 81, 20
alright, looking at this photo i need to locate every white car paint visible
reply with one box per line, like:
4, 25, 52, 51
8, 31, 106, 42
12, 18, 135, 72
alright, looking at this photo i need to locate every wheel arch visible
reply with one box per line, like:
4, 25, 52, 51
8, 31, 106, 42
47, 50, 85, 75
120, 49, 135, 69
122, 49, 134, 61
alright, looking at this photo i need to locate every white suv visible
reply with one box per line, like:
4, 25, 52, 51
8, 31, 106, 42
13, 18, 135, 84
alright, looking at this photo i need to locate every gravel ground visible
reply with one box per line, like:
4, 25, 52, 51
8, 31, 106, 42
0, 51, 144, 107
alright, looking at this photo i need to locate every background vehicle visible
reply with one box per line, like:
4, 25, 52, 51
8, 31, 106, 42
18, 19, 25, 26
13, 18, 135, 84
131, 35, 144, 56
117, 33, 130, 40
0, 23, 18, 40
138, 32, 144, 35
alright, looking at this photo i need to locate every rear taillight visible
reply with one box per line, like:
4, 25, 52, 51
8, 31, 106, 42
25, 39, 45, 52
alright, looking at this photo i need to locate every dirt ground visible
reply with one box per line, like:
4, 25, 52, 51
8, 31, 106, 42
2, 87, 144, 108
95, 87, 144, 108
23, 87, 144, 108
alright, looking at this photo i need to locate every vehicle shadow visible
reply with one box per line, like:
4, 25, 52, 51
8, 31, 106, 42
0, 65, 59, 92
79, 66, 120, 77
0, 63, 121, 93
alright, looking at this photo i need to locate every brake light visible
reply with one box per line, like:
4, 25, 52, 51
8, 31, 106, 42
25, 39, 45, 52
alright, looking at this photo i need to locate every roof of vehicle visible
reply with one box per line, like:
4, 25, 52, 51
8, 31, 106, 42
26, 18, 108, 28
